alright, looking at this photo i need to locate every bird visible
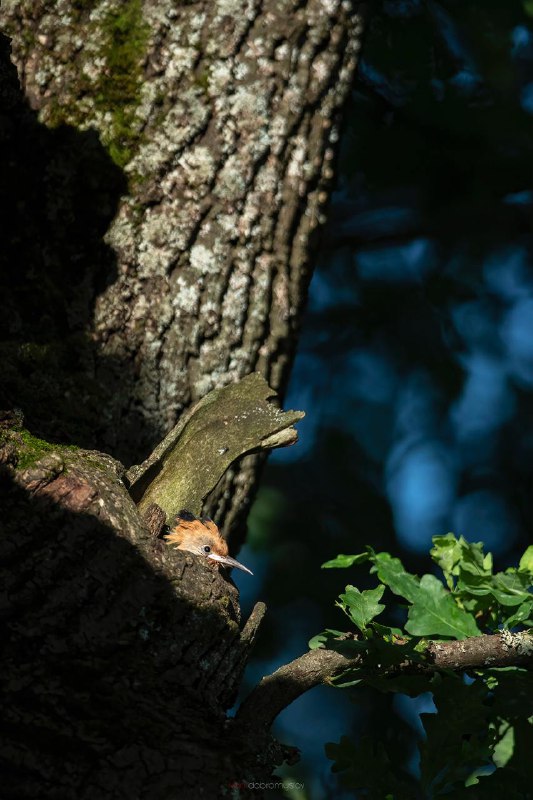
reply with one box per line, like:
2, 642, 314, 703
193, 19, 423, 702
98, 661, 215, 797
164, 510, 253, 575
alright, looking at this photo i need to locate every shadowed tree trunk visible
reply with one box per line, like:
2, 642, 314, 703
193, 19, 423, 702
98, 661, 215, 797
0, 2, 365, 797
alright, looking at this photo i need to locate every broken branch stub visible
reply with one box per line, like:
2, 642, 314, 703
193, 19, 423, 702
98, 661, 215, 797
125, 373, 304, 521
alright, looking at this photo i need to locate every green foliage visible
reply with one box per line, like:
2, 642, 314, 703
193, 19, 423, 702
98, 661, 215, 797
314, 535, 533, 797
322, 535, 533, 638
337, 584, 386, 634
430, 533, 533, 629
322, 553, 370, 569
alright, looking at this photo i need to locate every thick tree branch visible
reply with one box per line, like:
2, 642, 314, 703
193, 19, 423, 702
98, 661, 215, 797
235, 630, 533, 731
427, 629, 533, 670
235, 649, 352, 732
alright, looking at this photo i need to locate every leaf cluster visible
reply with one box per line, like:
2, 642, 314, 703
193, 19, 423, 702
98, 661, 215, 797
321, 537, 533, 640
313, 535, 533, 798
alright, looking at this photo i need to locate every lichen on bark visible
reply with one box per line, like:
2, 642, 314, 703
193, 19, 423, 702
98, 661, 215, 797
0, 0, 365, 471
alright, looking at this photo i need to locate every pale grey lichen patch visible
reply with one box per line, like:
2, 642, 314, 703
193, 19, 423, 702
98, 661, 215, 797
229, 86, 269, 128
132, 80, 160, 130
165, 45, 198, 81
206, 0, 261, 58
233, 61, 250, 81
192, 372, 218, 400
214, 154, 248, 201
171, 274, 203, 314
208, 61, 233, 96
104, 202, 141, 264
137, 207, 190, 277
287, 137, 307, 183
216, 0, 247, 16
222, 269, 251, 329
189, 243, 217, 275
255, 161, 278, 195
321, 0, 340, 15
129, 88, 210, 176
161, 146, 217, 197
216, 212, 239, 236
514, 631, 533, 656
500, 628, 533, 657
501, 629, 533, 656
312, 53, 333, 85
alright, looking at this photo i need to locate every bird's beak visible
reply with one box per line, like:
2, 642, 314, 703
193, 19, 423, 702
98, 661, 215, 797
208, 552, 253, 575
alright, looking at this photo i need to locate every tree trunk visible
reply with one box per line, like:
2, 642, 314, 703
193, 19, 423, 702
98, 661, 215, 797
0, 0, 363, 459
0, 2, 365, 796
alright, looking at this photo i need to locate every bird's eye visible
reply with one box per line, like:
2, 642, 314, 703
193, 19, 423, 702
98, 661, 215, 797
203, 545, 211, 554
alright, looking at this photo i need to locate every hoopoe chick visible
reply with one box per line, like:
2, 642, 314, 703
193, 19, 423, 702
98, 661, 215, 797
164, 510, 253, 575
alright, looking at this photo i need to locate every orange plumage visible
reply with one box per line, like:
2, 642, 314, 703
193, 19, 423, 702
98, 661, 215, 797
164, 510, 252, 575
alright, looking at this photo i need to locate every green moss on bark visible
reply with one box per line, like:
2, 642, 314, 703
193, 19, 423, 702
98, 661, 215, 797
96, 0, 149, 167
16, 430, 61, 470
41, 0, 149, 169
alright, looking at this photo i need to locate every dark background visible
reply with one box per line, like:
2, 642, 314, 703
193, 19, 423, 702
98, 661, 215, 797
234, 1, 533, 797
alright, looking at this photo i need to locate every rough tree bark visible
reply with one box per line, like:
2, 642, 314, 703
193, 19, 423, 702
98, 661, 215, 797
0, 384, 303, 799
1, 2, 365, 795
0, 0, 365, 537
0, 0, 360, 444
